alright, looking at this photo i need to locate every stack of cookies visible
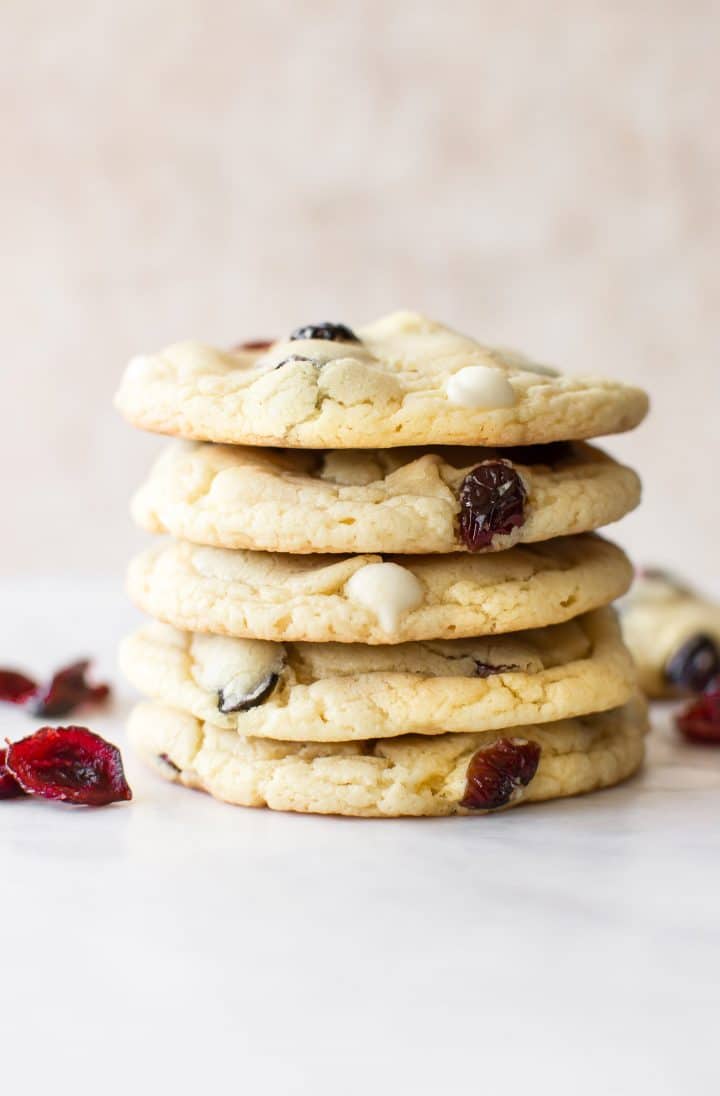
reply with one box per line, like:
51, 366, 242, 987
116, 312, 649, 817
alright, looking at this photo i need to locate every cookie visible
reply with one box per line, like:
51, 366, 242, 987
620, 570, 720, 698
127, 535, 632, 645
115, 311, 648, 449
119, 609, 636, 743
127, 696, 647, 816
131, 440, 641, 555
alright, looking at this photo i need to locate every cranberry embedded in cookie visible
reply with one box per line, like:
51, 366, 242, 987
457, 460, 528, 550
233, 339, 275, 352
473, 659, 520, 677
665, 634, 720, 695
289, 322, 359, 343
460, 738, 541, 810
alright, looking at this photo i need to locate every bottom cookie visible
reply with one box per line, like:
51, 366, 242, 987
128, 697, 647, 817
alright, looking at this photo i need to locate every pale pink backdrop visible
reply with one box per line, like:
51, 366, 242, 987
2, 0, 718, 588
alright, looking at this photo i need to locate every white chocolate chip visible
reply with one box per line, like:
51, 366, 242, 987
191, 634, 285, 697
445, 365, 516, 409
345, 562, 424, 634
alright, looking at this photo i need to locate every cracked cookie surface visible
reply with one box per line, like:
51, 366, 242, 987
115, 311, 648, 449
132, 439, 641, 555
120, 608, 636, 742
127, 535, 632, 644
127, 696, 647, 816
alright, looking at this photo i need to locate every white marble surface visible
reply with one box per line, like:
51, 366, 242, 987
2, 580, 719, 1095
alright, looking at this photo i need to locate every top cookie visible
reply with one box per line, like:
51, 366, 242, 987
115, 311, 648, 449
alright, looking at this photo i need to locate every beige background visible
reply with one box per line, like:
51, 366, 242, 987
2, 0, 718, 588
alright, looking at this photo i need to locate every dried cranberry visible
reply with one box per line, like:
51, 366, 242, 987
458, 460, 527, 551
5, 727, 132, 806
289, 323, 358, 343
461, 738, 541, 810
30, 660, 111, 718
665, 635, 720, 695
233, 339, 275, 351
0, 669, 38, 705
0, 749, 25, 799
676, 681, 720, 744
474, 661, 519, 678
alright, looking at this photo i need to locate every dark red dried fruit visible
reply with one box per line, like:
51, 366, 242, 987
665, 634, 720, 695
474, 661, 520, 678
5, 726, 132, 806
30, 660, 111, 718
233, 339, 275, 351
676, 681, 720, 744
0, 669, 38, 705
458, 460, 528, 551
461, 738, 541, 810
289, 323, 358, 343
0, 660, 110, 718
0, 749, 25, 799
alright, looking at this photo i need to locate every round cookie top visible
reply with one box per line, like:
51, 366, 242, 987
115, 311, 648, 448
132, 439, 641, 555
620, 570, 720, 698
128, 697, 647, 817
127, 535, 632, 645
119, 608, 636, 743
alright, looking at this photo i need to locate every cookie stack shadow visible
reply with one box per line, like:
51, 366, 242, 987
116, 312, 649, 817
